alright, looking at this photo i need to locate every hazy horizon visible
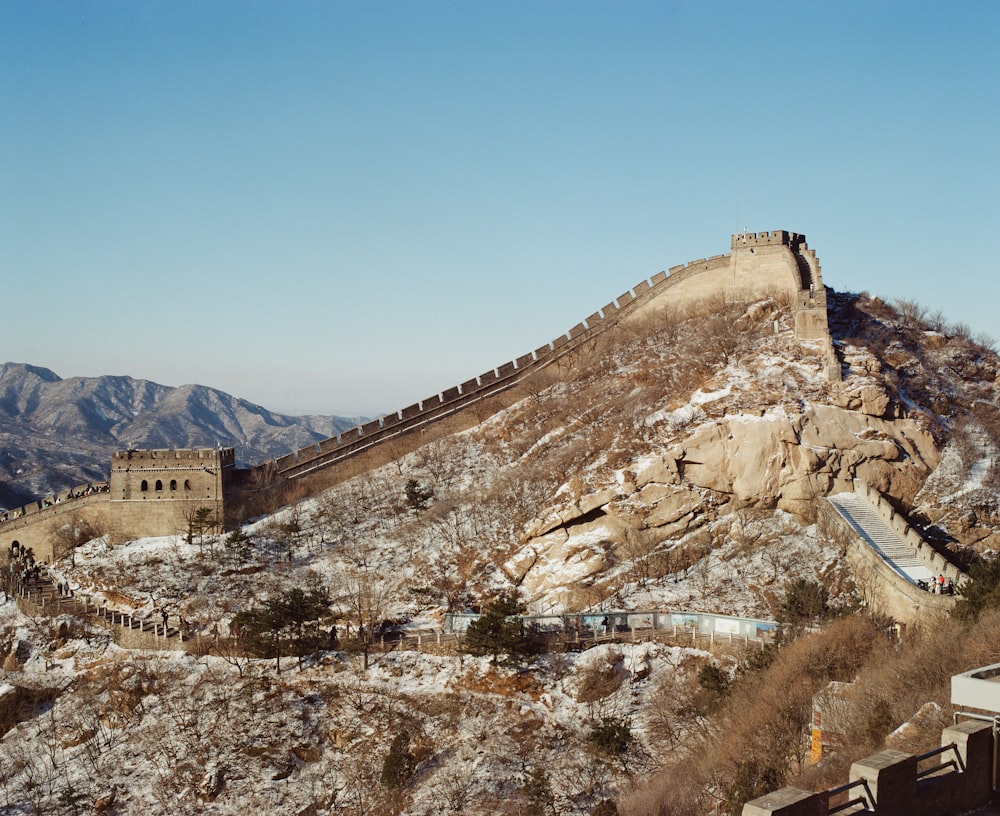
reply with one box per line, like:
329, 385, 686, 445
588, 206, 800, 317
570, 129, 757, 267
3, 2, 997, 416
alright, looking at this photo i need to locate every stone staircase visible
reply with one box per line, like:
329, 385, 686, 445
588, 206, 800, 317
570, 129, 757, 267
4, 572, 186, 647
793, 248, 815, 290
827, 492, 935, 584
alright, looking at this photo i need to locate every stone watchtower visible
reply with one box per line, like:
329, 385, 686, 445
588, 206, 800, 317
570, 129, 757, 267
728, 230, 829, 341
109, 448, 235, 543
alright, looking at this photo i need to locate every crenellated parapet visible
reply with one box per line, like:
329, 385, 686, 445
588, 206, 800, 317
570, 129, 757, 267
743, 720, 995, 816
0, 447, 236, 559
109, 447, 233, 541
111, 448, 236, 470
6, 232, 840, 541
730, 229, 803, 249
260, 230, 836, 487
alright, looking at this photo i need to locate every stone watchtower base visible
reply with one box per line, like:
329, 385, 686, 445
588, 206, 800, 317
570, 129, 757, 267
0, 448, 234, 562
108, 448, 234, 544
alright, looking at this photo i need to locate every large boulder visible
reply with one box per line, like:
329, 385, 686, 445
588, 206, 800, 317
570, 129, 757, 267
513, 399, 940, 597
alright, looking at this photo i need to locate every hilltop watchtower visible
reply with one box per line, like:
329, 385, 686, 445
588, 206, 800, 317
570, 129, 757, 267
729, 230, 828, 341
109, 448, 235, 542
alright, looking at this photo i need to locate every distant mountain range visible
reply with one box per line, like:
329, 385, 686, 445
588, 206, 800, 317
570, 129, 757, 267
0, 362, 364, 509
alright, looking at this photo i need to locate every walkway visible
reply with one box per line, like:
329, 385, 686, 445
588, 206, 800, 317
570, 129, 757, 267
3, 572, 186, 645
4, 575, 767, 659
384, 624, 769, 655
827, 492, 935, 585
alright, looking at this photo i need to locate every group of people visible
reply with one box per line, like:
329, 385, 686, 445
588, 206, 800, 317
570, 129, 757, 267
917, 574, 954, 595
65, 483, 109, 499
8, 542, 43, 588
1, 482, 110, 523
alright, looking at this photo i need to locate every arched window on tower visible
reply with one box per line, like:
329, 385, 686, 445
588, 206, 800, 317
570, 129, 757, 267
170, 479, 177, 491
184, 479, 191, 491
140, 480, 148, 492
155, 480, 163, 492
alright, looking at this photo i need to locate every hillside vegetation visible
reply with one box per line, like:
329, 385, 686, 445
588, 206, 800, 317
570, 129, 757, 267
2, 291, 1000, 815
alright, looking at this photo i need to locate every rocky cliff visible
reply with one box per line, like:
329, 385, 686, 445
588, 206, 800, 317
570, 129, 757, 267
504, 293, 998, 604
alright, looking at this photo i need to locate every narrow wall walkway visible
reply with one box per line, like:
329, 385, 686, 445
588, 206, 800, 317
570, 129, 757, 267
828, 492, 937, 586
2, 571, 187, 650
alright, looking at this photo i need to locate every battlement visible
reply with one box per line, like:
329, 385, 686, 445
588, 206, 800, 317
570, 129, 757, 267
112, 448, 236, 470
259, 228, 835, 489
0, 447, 237, 558
2, 231, 835, 551
107, 447, 233, 542
731, 230, 805, 250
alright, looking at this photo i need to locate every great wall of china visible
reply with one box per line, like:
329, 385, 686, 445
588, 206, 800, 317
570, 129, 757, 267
0, 229, 836, 563
2, 230, 990, 815
261, 229, 836, 484
0, 228, 968, 629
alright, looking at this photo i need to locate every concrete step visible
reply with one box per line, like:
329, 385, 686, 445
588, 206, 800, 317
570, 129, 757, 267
828, 493, 934, 582
8, 575, 183, 640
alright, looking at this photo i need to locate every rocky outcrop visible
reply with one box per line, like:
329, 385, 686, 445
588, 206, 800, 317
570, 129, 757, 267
0, 680, 63, 736
514, 395, 940, 601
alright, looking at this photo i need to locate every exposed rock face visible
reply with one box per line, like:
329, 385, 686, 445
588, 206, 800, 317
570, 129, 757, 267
514, 391, 940, 601
0, 682, 61, 736
199, 766, 225, 800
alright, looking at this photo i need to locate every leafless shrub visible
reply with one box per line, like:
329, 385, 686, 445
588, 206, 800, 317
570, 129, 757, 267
574, 651, 626, 705
52, 512, 107, 566
420, 758, 480, 816
726, 508, 775, 557
621, 616, 882, 816
974, 332, 997, 352
893, 298, 928, 327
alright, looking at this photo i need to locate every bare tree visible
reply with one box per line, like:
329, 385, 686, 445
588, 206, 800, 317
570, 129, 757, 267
336, 549, 393, 670
893, 297, 928, 327
52, 512, 105, 566
850, 558, 884, 618
618, 527, 667, 589
180, 505, 217, 553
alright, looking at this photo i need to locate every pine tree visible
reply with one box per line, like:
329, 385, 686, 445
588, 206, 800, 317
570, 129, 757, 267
954, 555, 1000, 620
225, 528, 254, 565
462, 592, 536, 662
779, 577, 829, 624
404, 478, 433, 513
231, 585, 330, 673
380, 731, 416, 789
588, 715, 633, 757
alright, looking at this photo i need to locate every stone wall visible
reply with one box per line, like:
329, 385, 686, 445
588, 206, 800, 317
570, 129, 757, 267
263, 230, 835, 488
2, 232, 838, 542
0, 492, 110, 563
850, 480, 964, 584
742, 720, 994, 816
0, 449, 235, 556
816, 483, 960, 626
109, 448, 234, 543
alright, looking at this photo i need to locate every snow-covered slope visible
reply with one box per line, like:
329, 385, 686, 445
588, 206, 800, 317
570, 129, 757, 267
1, 292, 999, 815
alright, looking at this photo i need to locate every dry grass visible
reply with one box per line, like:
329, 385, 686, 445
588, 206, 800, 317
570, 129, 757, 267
451, 665, 545, 700
573, 651, 627, 703
619, 611, 1000, 816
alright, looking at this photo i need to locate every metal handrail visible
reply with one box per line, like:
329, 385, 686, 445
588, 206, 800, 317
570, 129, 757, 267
825, 778, 875, 814
915, 742, 963, 779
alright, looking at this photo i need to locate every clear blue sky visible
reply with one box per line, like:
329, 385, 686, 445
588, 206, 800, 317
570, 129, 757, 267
3, 1, 997, 417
